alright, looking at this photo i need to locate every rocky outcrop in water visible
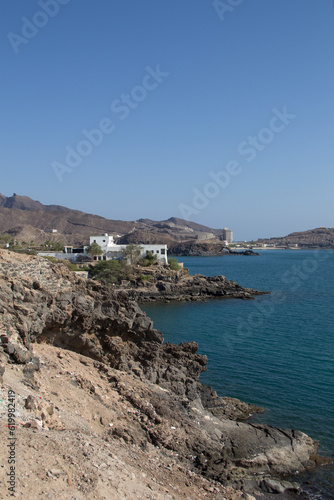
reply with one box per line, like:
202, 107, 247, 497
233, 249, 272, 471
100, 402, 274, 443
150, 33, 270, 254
169, 241, 260, 256
169, 241, 227, 256
116, 265, 267, 303
0, 250, 325, 495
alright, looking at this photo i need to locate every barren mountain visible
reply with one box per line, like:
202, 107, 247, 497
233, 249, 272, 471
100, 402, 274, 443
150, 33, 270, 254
258, 227, 334, 248
0, 193, 224, 247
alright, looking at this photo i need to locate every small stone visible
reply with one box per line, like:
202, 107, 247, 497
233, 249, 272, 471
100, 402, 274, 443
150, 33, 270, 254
30, 419, 42, 430
48, 468, 65, 477
12, 345, 32, 364
261, 478, 300, 494
25, 395, 36, 410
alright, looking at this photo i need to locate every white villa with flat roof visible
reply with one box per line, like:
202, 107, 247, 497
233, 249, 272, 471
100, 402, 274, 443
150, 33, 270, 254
89, 234, 168, 264
38, 234, 168, 265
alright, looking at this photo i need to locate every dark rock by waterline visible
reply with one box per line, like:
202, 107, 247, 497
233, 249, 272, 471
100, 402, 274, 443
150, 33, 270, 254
168, 240, 260, 256
228, 249, 260, 256
115, 265, 268, 303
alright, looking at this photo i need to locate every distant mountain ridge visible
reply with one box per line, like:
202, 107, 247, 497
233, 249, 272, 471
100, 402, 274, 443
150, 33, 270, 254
1, 194, 332, 250
0, 193, 70, 212
258, 227, 334, 248
0, 193, 225, 247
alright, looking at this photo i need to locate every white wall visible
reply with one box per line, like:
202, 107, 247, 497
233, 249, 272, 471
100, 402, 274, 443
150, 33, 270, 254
38, 252, 77, 262
90, 234, 114, 252
105, 244, 168, 264
88, 236, 168, 264
141, 245, 168, 264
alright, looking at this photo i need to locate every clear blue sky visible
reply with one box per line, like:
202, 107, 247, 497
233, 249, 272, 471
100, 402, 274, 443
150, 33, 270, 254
1, 0, 334, 240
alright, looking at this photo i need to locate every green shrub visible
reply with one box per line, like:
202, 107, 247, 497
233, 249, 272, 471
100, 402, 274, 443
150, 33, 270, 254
64, 262, 82, 271
51, 242, 64, 252
0, 233, 12, 245
122, 244, 143, 264
141, 251, 157, 266
86, 242, 103, 257
139, 274, 152, 281
43, 256, 59, 263
168, 257, 181, 271
88, 259, 131, 284
139, 253, 157, 266
9, 248, 37, 256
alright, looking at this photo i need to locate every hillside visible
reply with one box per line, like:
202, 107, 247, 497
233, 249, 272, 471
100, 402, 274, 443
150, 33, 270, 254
257, 227, 334, 248
1, 344, 250, 500
0, 193, 224, 247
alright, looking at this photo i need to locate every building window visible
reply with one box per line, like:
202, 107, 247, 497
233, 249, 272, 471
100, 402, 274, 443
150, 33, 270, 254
156, 250, 159, 253
94, 239, 96, 243
161, 249, 165, 255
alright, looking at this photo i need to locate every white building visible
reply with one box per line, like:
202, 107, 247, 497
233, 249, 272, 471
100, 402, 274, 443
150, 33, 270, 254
89, 234, 168, 264
38, 234, 168, 265
223, 228, 233, 244
89, 234, 115, 253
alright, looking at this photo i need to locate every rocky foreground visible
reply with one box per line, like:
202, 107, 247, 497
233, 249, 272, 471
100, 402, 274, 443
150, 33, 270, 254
0, 250, 327, 499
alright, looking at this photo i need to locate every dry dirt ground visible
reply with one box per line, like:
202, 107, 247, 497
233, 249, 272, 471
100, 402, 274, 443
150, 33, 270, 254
0, 344, 252, 500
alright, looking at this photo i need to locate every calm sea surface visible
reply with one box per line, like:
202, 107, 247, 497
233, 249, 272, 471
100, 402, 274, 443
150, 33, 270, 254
142, 250, 334, 499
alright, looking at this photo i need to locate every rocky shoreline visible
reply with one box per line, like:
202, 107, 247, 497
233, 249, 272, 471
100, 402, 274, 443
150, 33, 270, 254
168, 240, 260, 256
0, 250, 330, 498
114, 264, 267, 303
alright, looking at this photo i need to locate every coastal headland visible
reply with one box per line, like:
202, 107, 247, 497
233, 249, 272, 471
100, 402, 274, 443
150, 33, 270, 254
0, 249, 330, 499
112, 263, 267, 303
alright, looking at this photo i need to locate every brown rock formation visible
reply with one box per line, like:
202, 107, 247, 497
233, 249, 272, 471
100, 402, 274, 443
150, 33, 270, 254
116, 265, 266, 303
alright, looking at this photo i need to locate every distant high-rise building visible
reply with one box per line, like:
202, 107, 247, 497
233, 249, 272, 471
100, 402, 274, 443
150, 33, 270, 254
223, 228, 233, 244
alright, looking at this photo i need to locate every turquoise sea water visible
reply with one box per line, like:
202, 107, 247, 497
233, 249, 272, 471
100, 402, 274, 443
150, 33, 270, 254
142, 250, 334, 499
